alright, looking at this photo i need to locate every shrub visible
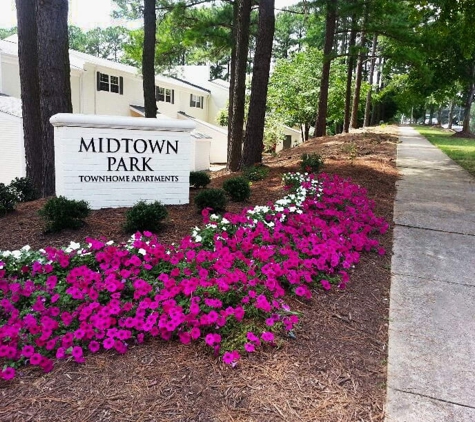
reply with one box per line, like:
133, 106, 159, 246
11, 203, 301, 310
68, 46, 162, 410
194, 188, 227, 212
124, 201, 168, 233
8, 177, 39, 202
39, 196, 90, 232
0, 183, 17, 216
300, 153, 324, 173
223, 177, 251, 202
190, 171, 211, 189
242, 165, 269, 181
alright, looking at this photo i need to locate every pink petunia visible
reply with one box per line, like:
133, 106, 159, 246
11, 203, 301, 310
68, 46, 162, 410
88, 341, 100, 353
1, 367, 15, 380
103, 337, 115, 349
244, 343, 255, 353
261, 332, 275, 343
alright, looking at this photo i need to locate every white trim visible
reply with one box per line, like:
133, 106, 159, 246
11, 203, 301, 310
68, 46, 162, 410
50, 113, 196, 132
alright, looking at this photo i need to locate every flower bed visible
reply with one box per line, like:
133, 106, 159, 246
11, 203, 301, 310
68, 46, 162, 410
0, 173, 388, 380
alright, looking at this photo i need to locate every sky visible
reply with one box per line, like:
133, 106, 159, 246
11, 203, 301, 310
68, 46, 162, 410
0, 0, 301, 30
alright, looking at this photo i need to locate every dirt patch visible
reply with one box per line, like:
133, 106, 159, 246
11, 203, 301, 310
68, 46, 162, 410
0, 127, 399, 421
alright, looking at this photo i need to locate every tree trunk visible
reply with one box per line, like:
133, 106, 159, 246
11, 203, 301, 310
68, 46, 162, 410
363, 34, 378, 127
35, 0, 73, 196
227, 1, 238, 156
343, 10, 357, 133
242, 0, 275, 167
227, 0, 252, 171
448, 100, 454, 129
16, 0, 43, 194
462, 82, 475, 133
315, 0, 337, 138
350, 34, 366, 129
350, 8, 368, 130
143, 0, 157, 118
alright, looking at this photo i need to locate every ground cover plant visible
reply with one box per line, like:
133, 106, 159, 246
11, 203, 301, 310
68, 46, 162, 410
0, 171, 388, 380
0, 127, 398, 421
415, 126, 475, 176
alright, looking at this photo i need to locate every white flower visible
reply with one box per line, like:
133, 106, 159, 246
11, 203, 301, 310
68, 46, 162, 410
195, 235, 203, 242
2, 251, 12, 257
21, 245, 31, 252
11, 250, 22, 259
221, 218, 230, 225
138, 248, 147, 255
106, 240, 114, 245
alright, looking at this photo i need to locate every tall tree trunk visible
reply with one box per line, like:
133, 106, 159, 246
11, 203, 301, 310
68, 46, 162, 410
343, 10, 357, 133
315, 0, 337, 138
242, 0, 275, 167
363, 34, 378, 127
227, 1, 238, 152
227, 0, 251, 171
16, 0, 43, 194
350, 8, 368, 130
143, 0, 157, 118
35, 0, 73, 196
462, 82, 475, 133
448, 100, 454, 129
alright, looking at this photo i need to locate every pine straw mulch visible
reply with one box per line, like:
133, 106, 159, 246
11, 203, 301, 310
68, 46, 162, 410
0, 126, 399, 422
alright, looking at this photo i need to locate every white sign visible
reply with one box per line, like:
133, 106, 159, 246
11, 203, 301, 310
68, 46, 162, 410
50, 114, 195, 209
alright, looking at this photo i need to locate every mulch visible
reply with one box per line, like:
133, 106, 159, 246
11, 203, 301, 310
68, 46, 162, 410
0, 127, 399, 421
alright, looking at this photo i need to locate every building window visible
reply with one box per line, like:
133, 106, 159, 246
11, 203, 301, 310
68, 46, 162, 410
155, 87, 174, 104
190, 94, 204, 109
110, 76, 120, 93
97, 72, 123, 94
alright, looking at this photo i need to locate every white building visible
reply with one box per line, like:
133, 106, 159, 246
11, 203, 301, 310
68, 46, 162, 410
0, 36, 301, 185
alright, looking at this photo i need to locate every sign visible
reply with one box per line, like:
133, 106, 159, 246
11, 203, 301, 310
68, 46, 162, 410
50, 114, 195, 209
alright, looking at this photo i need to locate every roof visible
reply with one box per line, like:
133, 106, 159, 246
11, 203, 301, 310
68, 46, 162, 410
208, 79, 230, 90
0, 36, 140, 75
0, 38, 18, 57
0, 94, 22, 118
69, 50, 140, 75
155, 74, 210, 95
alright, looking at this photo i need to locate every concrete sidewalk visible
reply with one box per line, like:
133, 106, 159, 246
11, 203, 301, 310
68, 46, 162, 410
386, 126, 475, 421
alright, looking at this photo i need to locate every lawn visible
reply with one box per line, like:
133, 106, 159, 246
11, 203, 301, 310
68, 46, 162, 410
415, 126, 475, 176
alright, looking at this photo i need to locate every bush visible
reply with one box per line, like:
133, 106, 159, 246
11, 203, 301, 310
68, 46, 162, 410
300, 153, 324, 173
223, 177, 251, 202
194, 188, 227, 212
190, 171, 211, 189
242, 165, 269, 181
9, 177, 39, 202
124, 201, 168, 233
0, 183, 17, 216
39, 196, 90, 232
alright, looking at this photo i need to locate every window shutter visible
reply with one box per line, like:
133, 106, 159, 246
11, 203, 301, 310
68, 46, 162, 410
97, 72, 101, 91
119, 76, 124, 95
155, 86, 159, 101
190, 94, 193, 107
201, 96, 204, 109
172, 90, 175, 104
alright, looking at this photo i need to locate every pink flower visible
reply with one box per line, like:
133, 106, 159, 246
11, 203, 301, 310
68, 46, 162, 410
244, 343, 255, 353
30, 353, 43, 365
320, 280, 331, 290
21, 345, 35, 358
89, 341, 100, 353
103, 338, 115, 349
72, 346, 83, 359
1, 367, 15, 380
261, 332, 275, 343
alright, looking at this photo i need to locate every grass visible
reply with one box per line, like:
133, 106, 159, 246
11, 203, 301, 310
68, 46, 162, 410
415, 126, 475, 176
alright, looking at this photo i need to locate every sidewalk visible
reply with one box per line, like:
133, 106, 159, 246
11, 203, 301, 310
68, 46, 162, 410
385, 126, 475, 421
